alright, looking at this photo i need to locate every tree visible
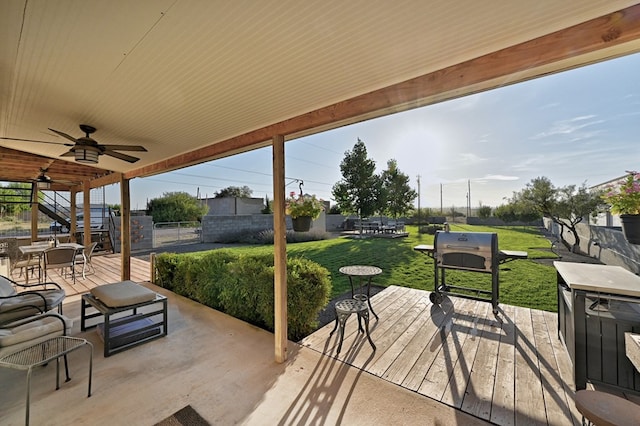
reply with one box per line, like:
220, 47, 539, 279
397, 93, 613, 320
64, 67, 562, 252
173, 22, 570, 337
0, 183, 31, 217
332, 139, 382, 220
147, 192, 209, 223
380, 159, 417, 218
477, 204, 492, 218
516, 176, 603, 252
494, 199, 540, 224
214, 185, 253, 198
261, 195, 272, 214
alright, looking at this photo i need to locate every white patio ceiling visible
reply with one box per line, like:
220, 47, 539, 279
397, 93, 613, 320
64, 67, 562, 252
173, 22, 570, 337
1, 1, 640, 183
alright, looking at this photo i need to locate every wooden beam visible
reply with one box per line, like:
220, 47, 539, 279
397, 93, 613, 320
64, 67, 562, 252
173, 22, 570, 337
272, 134, 287, 363
120, 175, 131, 281
70, 172, 121, 193
124, 5, 640, 180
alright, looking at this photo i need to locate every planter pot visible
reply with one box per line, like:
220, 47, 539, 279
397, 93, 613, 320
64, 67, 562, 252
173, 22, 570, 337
620, 214, 640, 245
292, 216, 312, 232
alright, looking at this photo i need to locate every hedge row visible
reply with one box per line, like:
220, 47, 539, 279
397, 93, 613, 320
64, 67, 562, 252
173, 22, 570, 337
154, 249, 332, 341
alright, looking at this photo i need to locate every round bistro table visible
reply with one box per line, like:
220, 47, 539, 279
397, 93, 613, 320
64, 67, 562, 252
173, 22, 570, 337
338, 265, 382, 320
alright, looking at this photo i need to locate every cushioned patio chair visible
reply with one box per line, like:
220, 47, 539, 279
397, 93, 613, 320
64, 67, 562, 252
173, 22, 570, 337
0, 312, 72, 358
8, 239, 41, 281
42, 247, 77, 285
0, 275, 65, 325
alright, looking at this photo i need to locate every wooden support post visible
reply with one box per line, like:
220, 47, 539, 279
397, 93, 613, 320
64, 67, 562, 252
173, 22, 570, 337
70, 189, 77, 242
30, 182, 38, 241
83, 181, 91, 248
150, 252, 156, 284
272, 134, 287, 363
120, 175, 131, 281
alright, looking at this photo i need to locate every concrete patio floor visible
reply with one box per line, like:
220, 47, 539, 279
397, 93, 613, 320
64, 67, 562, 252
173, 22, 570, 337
0, 283, 487, 425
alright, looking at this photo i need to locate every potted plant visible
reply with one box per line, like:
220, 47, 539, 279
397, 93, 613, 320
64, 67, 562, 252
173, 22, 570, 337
286, 192, 324, 232
602, 171, 640, 244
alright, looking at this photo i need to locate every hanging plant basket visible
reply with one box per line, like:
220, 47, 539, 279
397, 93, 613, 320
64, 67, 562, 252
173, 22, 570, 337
620, 214, 640, 245
292, 216, 312, 232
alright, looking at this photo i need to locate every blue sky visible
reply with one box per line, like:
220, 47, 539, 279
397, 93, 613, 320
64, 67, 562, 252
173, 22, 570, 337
106, 52, 640, 211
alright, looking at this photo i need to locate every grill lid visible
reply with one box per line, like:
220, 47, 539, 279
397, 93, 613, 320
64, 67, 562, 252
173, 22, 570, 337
434, 231, 498, 271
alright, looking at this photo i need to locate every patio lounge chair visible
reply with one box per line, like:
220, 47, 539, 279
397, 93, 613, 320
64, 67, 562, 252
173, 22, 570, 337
0, 275, 65, 325
0, 312, 72, 358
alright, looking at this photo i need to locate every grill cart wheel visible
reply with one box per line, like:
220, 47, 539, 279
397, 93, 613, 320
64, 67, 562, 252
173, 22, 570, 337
430, 292, 443, 305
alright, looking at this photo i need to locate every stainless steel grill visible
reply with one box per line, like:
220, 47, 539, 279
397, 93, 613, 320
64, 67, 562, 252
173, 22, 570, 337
432, 230, 500, 314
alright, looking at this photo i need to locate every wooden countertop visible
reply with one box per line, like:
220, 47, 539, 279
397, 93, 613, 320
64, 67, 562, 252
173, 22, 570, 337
554, 261, 640, 297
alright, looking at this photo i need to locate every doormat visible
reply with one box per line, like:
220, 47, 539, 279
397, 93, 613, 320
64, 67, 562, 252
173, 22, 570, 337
155, 405, 210, 426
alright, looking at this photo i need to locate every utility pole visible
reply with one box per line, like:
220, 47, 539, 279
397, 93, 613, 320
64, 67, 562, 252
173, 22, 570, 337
468, 179, 471, 217
416, 175, 421, 225
440, 183, 443, 214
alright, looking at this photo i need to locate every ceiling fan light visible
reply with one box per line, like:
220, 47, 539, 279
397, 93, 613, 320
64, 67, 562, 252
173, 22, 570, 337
37, 180, 51, 189
75, 146, 100, 164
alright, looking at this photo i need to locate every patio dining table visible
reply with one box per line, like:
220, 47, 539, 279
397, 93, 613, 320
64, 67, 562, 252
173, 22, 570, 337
19, 243, 84, 283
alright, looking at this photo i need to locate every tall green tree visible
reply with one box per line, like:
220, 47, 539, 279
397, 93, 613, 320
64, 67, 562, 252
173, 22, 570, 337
332, 139, 382, 220
214, 185, 253, 198
147, 192, 209, 223
515, 176, 604, 252
380, 159, 417, 218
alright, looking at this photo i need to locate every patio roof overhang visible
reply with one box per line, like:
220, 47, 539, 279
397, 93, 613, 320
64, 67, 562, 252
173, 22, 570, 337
3, 1, 640, 363
1, 1, 640, 184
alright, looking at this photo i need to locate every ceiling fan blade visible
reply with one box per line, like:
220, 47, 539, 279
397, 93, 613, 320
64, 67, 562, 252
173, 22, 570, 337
101, 144, 147, 152
0, 136, 73, 146
103, 149, 140, 163
48, 128, 79, 143
61, 149, 75, 157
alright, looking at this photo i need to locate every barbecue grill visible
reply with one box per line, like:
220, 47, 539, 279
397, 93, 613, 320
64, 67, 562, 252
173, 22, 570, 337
431, 230, 500, 314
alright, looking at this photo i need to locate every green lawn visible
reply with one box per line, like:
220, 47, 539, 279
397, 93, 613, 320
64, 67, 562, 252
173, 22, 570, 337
230, 224, 561, 312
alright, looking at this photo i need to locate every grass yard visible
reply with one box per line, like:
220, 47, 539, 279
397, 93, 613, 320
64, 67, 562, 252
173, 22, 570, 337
231, 224, 561, 312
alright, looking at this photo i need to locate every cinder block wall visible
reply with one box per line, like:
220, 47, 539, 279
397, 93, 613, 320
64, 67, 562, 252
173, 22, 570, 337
201, 213, 326, 242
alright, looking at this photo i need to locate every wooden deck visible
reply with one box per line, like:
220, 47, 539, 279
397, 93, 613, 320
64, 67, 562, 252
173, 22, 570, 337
301, 285, 613, 425
10, 252, 151, 297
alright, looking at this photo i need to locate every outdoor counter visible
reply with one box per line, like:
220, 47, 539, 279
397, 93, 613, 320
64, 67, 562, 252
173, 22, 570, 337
555, 261, 640, 391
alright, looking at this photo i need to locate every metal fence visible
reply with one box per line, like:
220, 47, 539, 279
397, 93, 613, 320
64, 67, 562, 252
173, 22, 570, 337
153, 221, 202, 248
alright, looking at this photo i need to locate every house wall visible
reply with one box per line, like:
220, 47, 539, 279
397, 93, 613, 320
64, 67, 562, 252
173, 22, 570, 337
204, 197, 264, 215
543, 218, 640, 274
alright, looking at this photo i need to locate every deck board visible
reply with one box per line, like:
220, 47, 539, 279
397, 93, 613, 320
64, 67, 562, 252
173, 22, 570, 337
10, 253, 151, 296
301, 285, 631, 425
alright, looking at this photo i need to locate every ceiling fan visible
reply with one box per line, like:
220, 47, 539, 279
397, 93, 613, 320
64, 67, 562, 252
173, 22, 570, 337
0, 124, 147, 164
34, 167, 78, 188
48, 124, 147, 164
35, 168, 52, 188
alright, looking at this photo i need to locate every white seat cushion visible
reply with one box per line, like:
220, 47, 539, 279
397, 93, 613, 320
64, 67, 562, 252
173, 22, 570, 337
0, 314, 73, 357
91, 281, 156, 308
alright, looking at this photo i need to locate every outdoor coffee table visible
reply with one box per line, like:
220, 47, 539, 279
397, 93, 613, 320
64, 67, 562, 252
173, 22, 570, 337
339, 265, 382, 320
81, 280, 168, 357
0, 336, 93, 426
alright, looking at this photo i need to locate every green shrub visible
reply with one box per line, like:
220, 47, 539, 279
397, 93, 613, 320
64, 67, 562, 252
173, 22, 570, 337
155, 250, 331, 341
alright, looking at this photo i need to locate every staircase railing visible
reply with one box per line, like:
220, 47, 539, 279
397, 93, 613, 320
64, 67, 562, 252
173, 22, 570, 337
38, 190, 72, 228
